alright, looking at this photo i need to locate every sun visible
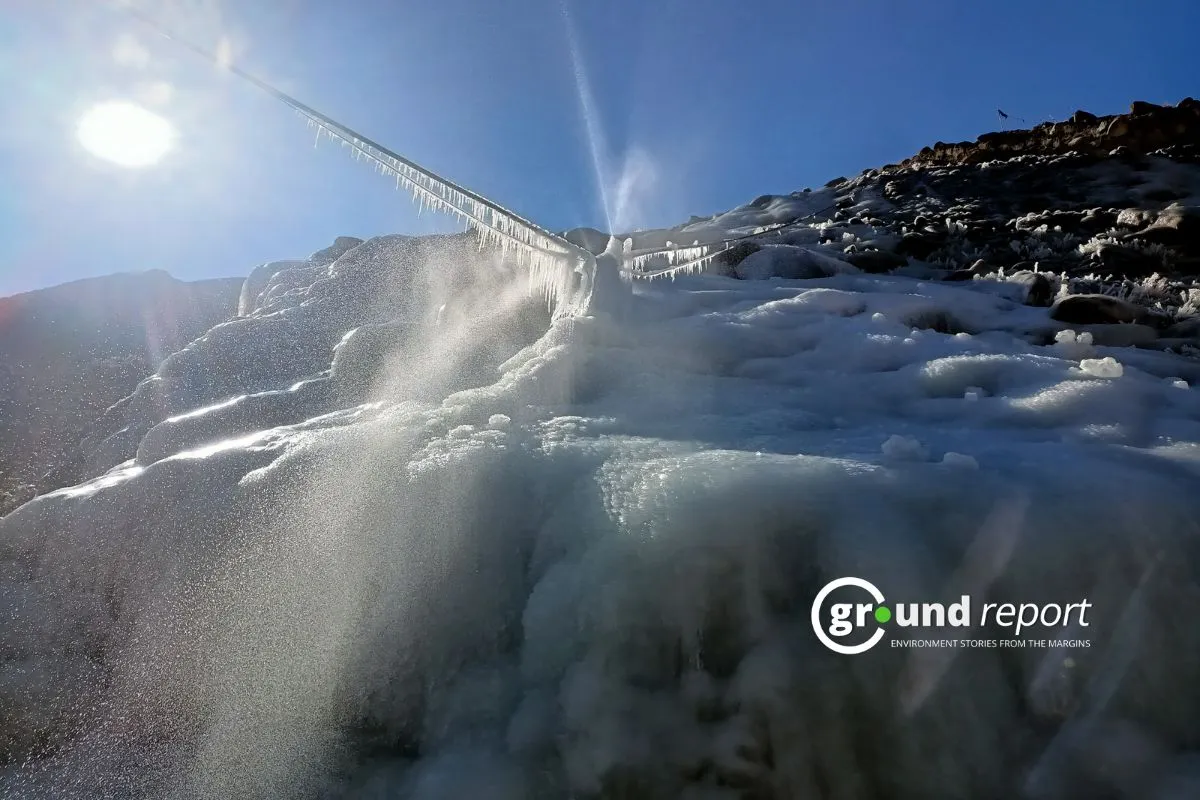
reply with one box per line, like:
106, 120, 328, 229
77, 101, 176, 168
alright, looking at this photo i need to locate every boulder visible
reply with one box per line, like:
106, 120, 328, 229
943, 259, 990, 282
711, 240, 762, 275
846, 249, 907, 273
1116, 209, 1156, 229
1050, 294, 1152, 325
734, 245, 849, 281
1090, 243, 1167, 278
895, 232, 943, 259
563, 227, 613, 255
1165, 315, 1200, 340
1131, 100, 1164, 115
1126, 206, 1200, 251
1008, 270, 1055, 307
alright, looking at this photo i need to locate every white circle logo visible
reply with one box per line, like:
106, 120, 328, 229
811, 577, 887, 655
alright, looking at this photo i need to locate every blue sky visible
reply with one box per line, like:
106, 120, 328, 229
1, 0, 1197, 296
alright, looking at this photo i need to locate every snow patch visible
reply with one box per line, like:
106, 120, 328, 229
1080, 356, 1125, 378
881, 434, 929, 461
940, 452, 979, 469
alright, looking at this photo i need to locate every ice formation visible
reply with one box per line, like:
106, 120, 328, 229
127, 7, 811, 296
127, 6, 610, 317
8, 28, 1200, 792
3, 230, 1200, 798
1080, 356, 1125, 379
304, 115, 586, 307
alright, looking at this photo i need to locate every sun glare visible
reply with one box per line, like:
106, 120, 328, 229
77, 101, 176, 168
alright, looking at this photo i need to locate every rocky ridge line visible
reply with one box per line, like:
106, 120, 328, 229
686, 99, 1200, 356
898, 98, 1200, 170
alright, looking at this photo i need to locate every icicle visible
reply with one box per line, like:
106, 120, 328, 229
121, 4, 598, 310
621, 241, 730, 280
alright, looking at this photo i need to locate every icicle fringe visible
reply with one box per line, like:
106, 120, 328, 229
123, 5, 591, 311
620, 242, 741, 280
124, 5, 783, 305
298, 115, 582, 309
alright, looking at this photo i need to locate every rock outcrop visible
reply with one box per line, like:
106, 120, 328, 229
674, 98, 1200, 360
901, 98, 1200, 169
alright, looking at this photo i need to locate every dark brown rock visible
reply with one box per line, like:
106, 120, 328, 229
1091, 243, 1167, 278
1050, 294, 1152, 325
713, 240, 762, 270
845, 249, 908, 273
1165, 316, 1200, 339
1010, 270, 1055, 307
1070, 323, 1160, 347
895, 97, 1200, 170
1126, 206, 1200, 251
895, 232, 943, 259
943, 259, 989, 282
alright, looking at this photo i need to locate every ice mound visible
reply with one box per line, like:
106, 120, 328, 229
1081, 356, 1125, 379
3, 244, 1200, 799
881, 434, 929, 461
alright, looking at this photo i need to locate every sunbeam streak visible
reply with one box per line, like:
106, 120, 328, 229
560, 1, 614, 233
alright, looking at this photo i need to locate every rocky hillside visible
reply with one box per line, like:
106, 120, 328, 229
678, 97, 1200, 344
900, 98, 1200, 170
0, 271, 241, 514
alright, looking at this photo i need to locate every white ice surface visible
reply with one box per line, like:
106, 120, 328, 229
2, 242, 1200, 799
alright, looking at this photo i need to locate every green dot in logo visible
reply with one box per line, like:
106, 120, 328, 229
874, 606, 892, 624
